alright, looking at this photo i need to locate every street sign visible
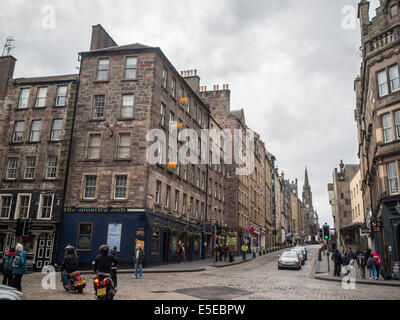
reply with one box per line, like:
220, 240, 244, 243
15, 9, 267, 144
371, 221, 382, 232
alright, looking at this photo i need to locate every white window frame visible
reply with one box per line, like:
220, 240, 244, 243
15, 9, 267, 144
83, 175, 97, 199
117, 133, 131, 159
56, 85, 68, 107
387, 162, 399, 195
160, 103, 166, 127
124, 57, 137, 80
378, 69, 389, 97
155, 180, 161, 204
174, 190, 179, 211
87, 134, 102, 160
92, 95, 106, 119
114, 175, 128, 200
18, 88, 30, 109
30, 120, 42, 142
382, 113, 393, 143
0, 195, 13, 220
15, 194, 31, 219
97, 58, 110, 81
389, 65, 400, 93
394, 110, 400, 140
46, 156, 58, 179
51, 119, 63, 141
162, 68, 168, 89
121, 94, 134, 118
166, 185, 171, 208
35, 87, 48, 108
24, 156, 36, 179
12, 121, 24, 143
37, 194, 54, 220
6, 157, 19, 180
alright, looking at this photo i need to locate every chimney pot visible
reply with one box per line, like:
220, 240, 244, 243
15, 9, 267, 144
194, 69, 197, 76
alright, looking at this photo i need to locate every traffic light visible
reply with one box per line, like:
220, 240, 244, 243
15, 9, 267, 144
23, 218, 32, 236
323, 225, 330, 240
319, 228, 323, 238
15, 218, 24, 236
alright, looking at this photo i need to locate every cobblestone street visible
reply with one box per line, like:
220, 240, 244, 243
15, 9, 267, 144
20, 246, 400, 300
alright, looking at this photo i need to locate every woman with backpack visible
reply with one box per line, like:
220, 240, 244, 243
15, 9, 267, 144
367, 253, 377, 280
2, 248, 15, 286
11, 243, 27, 291
357, 251, 366, 279
373, 251, 382, 280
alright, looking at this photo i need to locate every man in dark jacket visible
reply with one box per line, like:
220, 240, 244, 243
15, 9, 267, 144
133, 244, 145, 279
61, 245, 79, 288
332, 249, 343, 276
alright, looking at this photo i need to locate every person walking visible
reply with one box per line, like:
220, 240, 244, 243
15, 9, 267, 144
342, 249, 351, 276
10, 243, 26, 292
216, 244, 221, 262
332, 249, 343, 276
110, 247, 119, 289
228, 247, 234, 263
2, 248, 15, 286
357, 251, 366, 279
133, 243, 145, 279
241, 243, 248, 261
373, 251, 382, 280
367, 253, 377, 280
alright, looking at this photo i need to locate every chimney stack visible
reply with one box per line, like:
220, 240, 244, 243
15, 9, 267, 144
0, 56, 16, 101
90, 24, 118, 51
182, 69, 200, 94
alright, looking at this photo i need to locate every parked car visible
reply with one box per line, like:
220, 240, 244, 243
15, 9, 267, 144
0, 285, 25, 300
290, 248, 305, 265
295, 246, 307, 260
278, 251, 301, 270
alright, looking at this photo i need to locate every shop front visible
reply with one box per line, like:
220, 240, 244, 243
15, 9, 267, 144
57, 207, 205, 268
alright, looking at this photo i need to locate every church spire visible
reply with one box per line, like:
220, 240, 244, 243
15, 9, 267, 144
304, 166, 310, 188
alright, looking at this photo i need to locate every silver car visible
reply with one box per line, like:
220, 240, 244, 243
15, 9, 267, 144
294, 246, 307, 260
290, 248, 305, 265
278, 251, 301, 270
0, 285, 25, 300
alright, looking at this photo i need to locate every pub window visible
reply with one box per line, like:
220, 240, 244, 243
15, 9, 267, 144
77, 223, 93, 251
84, 176, 97, 199
6, 157, 19, 180
97, 58, 110, 81
37, 194, 54, 220
46, 156, 58, 179
114, 175, 128, 199
12, 121, 24, 143
24, 156, 36, 179
18, 88, 30, 109
15, 194, 31, 219
35, 87, 47, 108
125, 57, 137, 79
56, 86, 67, 107
152, 227, 160, 254
92, 95, 105, 119
121, 94, 134, 118
0, 195, 12, 219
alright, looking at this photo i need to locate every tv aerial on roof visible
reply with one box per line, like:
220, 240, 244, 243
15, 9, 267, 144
2, 37, 16, 57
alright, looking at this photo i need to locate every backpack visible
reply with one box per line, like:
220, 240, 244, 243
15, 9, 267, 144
3, 255, 13, 273
358, 255, 365, 266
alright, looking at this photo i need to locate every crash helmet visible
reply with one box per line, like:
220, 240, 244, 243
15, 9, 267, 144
65, 245, 76, 254
99, 245, 110, 256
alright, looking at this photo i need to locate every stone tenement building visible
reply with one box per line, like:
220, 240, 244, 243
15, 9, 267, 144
328, 161, 359, 249
0, 55, 78, 270
354, 0, 400, 271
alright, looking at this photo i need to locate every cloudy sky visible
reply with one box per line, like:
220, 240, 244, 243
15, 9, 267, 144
1, 0, 381, 227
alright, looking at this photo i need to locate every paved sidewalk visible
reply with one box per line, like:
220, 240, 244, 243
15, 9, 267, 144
314, 251, 400, 287
80, 245, 293, 274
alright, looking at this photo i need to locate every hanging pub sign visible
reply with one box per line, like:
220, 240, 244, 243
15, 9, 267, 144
371, 221, 382, 232
391, 261, 400, 279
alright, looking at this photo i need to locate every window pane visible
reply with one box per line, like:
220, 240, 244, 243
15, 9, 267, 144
378, 70, 388, 97
389, 65, 400, 92
382, 114, 392, 142
13, 121, 24, 142
93, 96, 105, 119
40, 195, 53, 219
36, 87, 47, 107
18, 89, 30, 109
56, 86, 67, 106
30, 120, 42, 142
387, 162, 399, 194
6, 158, 18, 179
97, 59, 109, 81
46, 157, 58, 179
121, 95, 134, 118
125, 57, 137, 79
88, 134, 101, 159
0, 196, 12, 218
24, 156, 36, 179
51, 119, 63, 141
115, 175, 127, 199
79, 223, 92, 235
395, 111, 400, 139
118, 133, 131, 158
18, 196, 30, 218
84, 176, 97, 198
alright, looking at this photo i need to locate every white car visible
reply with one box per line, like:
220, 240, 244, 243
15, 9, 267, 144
278, 251, 301, 270
290, 248, 305, 265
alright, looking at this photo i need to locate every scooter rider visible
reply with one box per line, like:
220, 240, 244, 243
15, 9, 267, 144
93, 245, 118, 287
61, 245, 79, 289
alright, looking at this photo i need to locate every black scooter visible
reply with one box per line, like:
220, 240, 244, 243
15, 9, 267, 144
93, 273, 115, 300
62, 271, 86, 294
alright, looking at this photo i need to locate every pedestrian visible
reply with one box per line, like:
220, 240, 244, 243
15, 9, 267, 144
332, 249, 343, 276
355, 248, 361, 260
110, 247, 119, 289
357, 251, 366, 279
348, 247, 356, 260
365, 248, 371, 262
223, 245, 229, 262
2, 248, 15, 286
10, 243, 27, 292
373, 251, 381, 280
342, 249, 351, 276
367, 253, 377, 280
228, 247, 234, 263
241, 243, 248, 261
133, 243, 144, 279
179, 243, 185, 263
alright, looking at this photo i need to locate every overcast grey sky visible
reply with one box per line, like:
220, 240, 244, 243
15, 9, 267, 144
1, 0, 381, 227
